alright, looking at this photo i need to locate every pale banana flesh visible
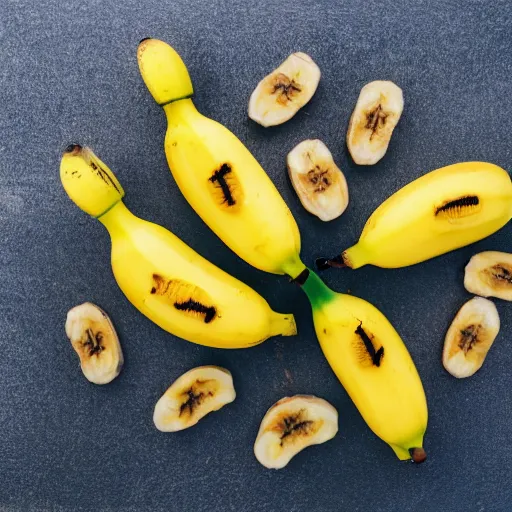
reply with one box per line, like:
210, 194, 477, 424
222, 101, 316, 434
154, 366, 236, 432
443, 297, 500, 378
60, 145, 297, 349
287, 139, 349, 221
299, 269, 428, 462
464, 251, 512, 301
65, 302, 123, 385
137, 39, 305, 278
321, 162, 512, 270
253, 395, 338, 469
248, 52, 321, 127
347, 80, 404, 165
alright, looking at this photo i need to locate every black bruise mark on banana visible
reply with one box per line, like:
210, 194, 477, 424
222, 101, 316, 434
271, 73, 302, 105
150, 274, 217, 324
83, 328, 105, 357
209, 163, 242, 209
487, 264, 512, 285
458, 324, 481, 354
279, 410, 314, 446
365, 104, 388, 141
88, 160, 122, 194
435, 195, 480, 219
355, 323, 384, 367
179, 380, 214, 417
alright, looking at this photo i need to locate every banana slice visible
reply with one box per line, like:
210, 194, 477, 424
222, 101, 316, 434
464, 251, 512, 301
254, 395, 338, 469
65, 302, 123, 385
248, 53, 321, 127
154, 366, 235, 432
346, 80, 404, 165
443, 297, 500, 378
287, 139, 349, 221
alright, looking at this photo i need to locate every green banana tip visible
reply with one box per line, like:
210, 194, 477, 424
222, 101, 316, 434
409, 447, 427, 464
63, 143, 82, 156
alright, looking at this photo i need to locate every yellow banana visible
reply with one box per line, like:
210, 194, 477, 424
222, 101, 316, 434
60, 145, 297, 349
137, 38, 305, 278
317, 162, 512, 270
296, 268, 428, 461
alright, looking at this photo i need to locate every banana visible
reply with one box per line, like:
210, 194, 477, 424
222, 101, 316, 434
137, 39, 305, 278
253, 395, 338, 469
287, 139, 349, 221
60, 145, 297, 349
296, 268, 428, 462
464, 251, 512, 301
248, 52, 321, 127
154, 366, 235, 432
346, 80, 404, 165
65, 302, 123, 384
317, 162, 512, 270
443, 297, 500, 378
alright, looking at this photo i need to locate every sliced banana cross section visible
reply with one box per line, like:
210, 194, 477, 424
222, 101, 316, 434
248, 53, 321, 127
346, 80, 404, 165
65, 302, 123, 385
464, 251, 512, 301
443, 297, 500, 378
154, 366, 236, 432
254, 395, 338, 469
287, 139, 349, 221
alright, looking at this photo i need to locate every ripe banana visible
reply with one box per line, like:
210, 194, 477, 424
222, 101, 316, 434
60, 145, 297, 349
443, 297, 500, 378
154, 366, 236, 432
287, 139, 349, 221
254, 395, 338, 469
248, 52, 321, 127
317, 162, 512, 270
465, 251, 512, 301
65, 302, 123, 384
347, 80, 404, 165
137, 39, 305, 278
296, 268, 428, 462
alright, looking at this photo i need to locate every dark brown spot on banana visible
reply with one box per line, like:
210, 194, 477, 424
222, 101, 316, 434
88, 160, 122, 194
484, 264, 512, 287
150, 274, 217, 323
271, 73, 302, 105
410, 447, 427, 464
272, 409, 318, 446
355, 323, 384, 367
208, 163, 242, 209
179, 380, 215, 418
365, 104, 388, 140
458, 324, 481, 354
83, 328, 105, 356
435, 195, 480, 219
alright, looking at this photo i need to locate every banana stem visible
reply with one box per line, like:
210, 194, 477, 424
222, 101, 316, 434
270, 313, 297, 337
296, 268, 336, 309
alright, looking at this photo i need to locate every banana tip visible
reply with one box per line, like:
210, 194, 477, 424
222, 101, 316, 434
410, 447, 427, 464
315, 255, 346, 271
63, 143, 82, 156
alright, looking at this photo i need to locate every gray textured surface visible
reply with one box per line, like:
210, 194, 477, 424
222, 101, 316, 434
1, 0, 511, 510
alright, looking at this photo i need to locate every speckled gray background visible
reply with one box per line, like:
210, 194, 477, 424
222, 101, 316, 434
1, 0, 511, 510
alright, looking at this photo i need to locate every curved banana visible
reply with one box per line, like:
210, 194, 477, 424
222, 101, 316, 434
60, 145, 296, 349
297, 269, 428, 462
137, 38, 305, 278
317, 162, 512, 270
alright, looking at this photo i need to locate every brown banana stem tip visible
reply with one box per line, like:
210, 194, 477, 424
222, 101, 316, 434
315, 255, 346, 271
409, 447, 427, 464
64, 143, 82, 155
290, 268, 310, 286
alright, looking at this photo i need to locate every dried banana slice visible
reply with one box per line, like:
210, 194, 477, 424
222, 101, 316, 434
65, 302, 123, 385
287, 139, 349, 221
254, 395, 338, 469
464, 251, 512, 301
443, 297, 500, 378
248, 53, 321, 127
153, 366, 235, 432
346, 80, 404, 165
